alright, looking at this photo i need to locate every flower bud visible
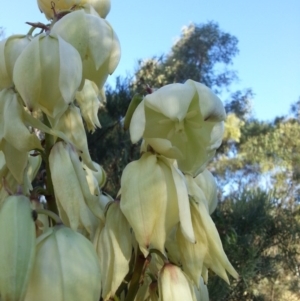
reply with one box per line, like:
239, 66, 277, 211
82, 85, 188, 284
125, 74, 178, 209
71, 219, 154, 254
49, 103, 95, 169
75, 79, 102, 132
25, 225, 101, 301
37, 0, 85, 19
82, 0, 111, 18
13, 33, 82, 119
0, 195, 36, 301
0, 34, 31, 89
158, 264, 194, 301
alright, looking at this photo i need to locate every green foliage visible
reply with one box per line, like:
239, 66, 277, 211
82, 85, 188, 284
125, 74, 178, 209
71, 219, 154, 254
133, 21, 239, 94
208, 189, 300, 301
87, 77, 140, 195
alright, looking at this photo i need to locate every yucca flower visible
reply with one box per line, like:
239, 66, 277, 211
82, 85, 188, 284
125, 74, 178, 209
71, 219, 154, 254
25, 225, 101, 301
0, 34, 31, 89
177, 175, 238, 284
13, 33, 82, 119
0, 195, 36, 301
120, 152, 194, 257
93, 201, 132, 301
49, 142, 104, 236
51, 10, 120, 89
37, 0, 111, 19
158, 264, 194, 301
130, 80, 226, 176
75, 79, 103, 132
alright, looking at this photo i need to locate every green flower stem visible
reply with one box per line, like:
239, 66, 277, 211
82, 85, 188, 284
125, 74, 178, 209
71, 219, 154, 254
149, 249, 169, 264
43, 113, 58, 215
35, 208, 62, 224
124, 249, 149, 301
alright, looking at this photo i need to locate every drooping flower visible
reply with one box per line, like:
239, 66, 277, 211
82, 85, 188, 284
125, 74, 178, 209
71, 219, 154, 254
75, 79, 103, 132
0, 195, 36, 301
130, 80, 226, 176
93, 201, 132, 301
158, 264, 194, 301
37, 0, 111, 19
177, 175, 238, 285
49, 142, 104, 237
25, 225, 101, 301
0, 34, 31, 89
51, 10, 120, 89
120, 152, 194, 257
13, 33, 82, 119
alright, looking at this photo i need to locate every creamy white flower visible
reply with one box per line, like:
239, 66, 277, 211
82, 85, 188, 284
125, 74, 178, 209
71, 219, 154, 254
13, 33, 82, 119
0, 34, 31, 89
158, 264, 194, 301
51, 10, 120, 89
120, 152, 195, 257
130, 80, 226, 176
25, 226, 101, 301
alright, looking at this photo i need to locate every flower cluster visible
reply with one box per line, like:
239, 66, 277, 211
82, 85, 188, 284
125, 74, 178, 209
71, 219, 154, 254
0, 0, 237, 300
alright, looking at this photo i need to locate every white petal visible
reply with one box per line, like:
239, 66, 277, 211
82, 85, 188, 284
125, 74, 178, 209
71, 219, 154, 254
145, 83, 196, 121
129, 100, 146, 143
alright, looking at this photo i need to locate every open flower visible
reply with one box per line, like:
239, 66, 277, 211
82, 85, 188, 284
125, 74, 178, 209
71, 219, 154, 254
130, 80, 226, 176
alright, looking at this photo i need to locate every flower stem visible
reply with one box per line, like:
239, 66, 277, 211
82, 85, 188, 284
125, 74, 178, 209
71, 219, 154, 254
43, 113, 58, 215
124, 249, 149, 301
35, 208, 62, 224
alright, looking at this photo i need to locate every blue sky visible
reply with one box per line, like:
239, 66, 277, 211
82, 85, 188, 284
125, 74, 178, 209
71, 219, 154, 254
1, 0, 299, 121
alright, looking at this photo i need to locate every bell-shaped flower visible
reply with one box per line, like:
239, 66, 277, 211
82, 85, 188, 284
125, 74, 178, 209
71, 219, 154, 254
49, 142, 104, 237
179, 175, 238, 284
0, 195, 36, 301
75, 79, 103, 132
93, 201, 132, 301
120, 152, 195, 257
37, 0, 85, 19
158, 264, 194, 301
0, 34, 31, 89
49, 103, 95, 169
13, 33, 82, 119
81, 0, 111, 18
194, 169, 218, 214
37, 0, 110, 19
51, 10, 120, 89
130, 80, 226, 176
25, 225, 101, 301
